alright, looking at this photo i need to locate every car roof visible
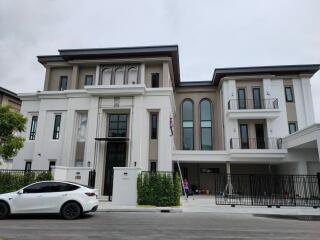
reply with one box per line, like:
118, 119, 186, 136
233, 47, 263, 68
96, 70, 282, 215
33, 180, 93, 189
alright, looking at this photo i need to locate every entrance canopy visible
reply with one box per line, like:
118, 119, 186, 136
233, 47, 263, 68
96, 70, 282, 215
282, 123, 320, 160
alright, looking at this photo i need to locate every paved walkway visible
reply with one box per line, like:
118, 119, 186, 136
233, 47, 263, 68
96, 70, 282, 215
182, 195, 320, 215
98, 195, 320, 215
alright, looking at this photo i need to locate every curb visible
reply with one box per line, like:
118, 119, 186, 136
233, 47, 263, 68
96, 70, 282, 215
97, 207, 182, 213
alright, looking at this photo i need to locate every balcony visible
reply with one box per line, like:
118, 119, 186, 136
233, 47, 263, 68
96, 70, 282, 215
226, 98, 280, 119
230, 138, 281, 150
228, 98, 279, 110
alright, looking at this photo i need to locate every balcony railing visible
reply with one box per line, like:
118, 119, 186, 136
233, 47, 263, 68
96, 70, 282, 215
228, 98, 279, 110
229, 138, 281, 149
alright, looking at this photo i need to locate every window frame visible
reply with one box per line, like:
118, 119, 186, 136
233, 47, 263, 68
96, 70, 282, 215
252, 87, 262, 109
49, 161, 56, 171
239, 124, 249, 149
84, 75, 93, 86
25, 161, 32, 171
58, 76, 68, 91
150, 161, 157, 172
29, 115, 38, 140
151, 73, 160, 88
53, 114, 62, 140
108, 114, 128, 138
181, 99, 194, 150
150, 112, 158, 140
285, 86, 294, 102
199, 98, 213, 150
288, 122, 298, 134
237, 88, 247, 109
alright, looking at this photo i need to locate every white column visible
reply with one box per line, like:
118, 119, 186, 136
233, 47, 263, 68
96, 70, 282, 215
301, 77, 315, 126
84, 97, 99, 167
158, 108, 173, 171
61, 109, 76, 167
95, 65, 100, 85
162, 62, 170, 87
317, 137, 320, 162
226, 162, 232, 195
140, 64, 145, 85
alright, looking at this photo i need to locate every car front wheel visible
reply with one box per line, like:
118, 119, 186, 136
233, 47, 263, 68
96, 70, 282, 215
0, 201, 9, 220
61, 202, 82, 220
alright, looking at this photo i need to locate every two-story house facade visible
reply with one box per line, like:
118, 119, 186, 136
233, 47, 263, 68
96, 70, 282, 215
12, 45, 320, 196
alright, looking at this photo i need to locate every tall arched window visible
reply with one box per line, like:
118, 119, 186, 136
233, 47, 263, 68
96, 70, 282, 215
101, 67, 112, 85
182, 99, 194, 150
114, 67, 125, 85
200, 99, 213, 150
127, 67, 138, 85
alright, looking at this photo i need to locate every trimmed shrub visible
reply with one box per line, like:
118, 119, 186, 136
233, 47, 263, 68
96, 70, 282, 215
0, 171, 53, 194
137, 172, 181, 207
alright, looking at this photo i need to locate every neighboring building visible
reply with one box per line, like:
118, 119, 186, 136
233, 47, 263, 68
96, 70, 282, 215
0, 87, 21, 111
12, 45, 320, 196
0, 87, 21, 169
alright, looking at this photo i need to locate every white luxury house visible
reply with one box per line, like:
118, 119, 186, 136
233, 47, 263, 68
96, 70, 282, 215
12, 45, 320, 197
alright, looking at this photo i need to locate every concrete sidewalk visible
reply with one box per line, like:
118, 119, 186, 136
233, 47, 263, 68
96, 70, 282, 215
98, 195, 320, 215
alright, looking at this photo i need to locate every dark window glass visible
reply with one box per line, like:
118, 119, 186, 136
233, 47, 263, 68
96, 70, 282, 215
182, 100, 194, 150
49, 161, 56, 171
238, 88, 246, 109
25, 161, 32, 171
53, 115, 61, 139
29, 116, 38, 140
289, 122, 298, 134
240, 124, 249, 149
108, 114, 128, 137
200, 99, 212, 150
252, 88, 262, 109
150, 162, 157, 172
23, 182, 79, 193
84, 75, 93, 86
151, 73, 160, 88
150, 113, 158, 139
285, 87, 294, 102
59, 76, 68, 91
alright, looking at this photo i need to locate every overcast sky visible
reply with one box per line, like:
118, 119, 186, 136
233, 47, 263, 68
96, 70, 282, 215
0, 0, 320, 120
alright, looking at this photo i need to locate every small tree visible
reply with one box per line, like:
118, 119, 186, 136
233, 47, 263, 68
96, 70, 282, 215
0, 106, 27, 162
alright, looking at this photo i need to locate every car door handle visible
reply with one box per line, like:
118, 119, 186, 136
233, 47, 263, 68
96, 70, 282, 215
61, 194, 67, 197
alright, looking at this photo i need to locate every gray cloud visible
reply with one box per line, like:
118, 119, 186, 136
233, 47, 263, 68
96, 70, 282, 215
0, 0, 320, 120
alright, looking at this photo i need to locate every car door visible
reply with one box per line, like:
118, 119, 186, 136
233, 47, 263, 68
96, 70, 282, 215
11, 182, 49, 213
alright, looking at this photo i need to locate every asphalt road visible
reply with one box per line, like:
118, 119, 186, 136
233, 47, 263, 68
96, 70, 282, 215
0, 212, 319, 240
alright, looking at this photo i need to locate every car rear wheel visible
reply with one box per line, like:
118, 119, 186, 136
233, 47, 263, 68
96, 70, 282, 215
0, 201, 9, 220
61, 202, 82, 220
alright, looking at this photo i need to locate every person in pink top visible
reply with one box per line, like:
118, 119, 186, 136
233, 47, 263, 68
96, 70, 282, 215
183, 178, 189, 198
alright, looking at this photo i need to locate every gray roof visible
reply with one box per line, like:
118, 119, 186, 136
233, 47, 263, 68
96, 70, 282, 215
37, 45, 180, 84
212, 64, 320, 86
0, 86, 21, 101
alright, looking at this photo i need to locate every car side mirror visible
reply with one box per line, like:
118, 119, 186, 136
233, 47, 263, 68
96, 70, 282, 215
17, 190, 23, 195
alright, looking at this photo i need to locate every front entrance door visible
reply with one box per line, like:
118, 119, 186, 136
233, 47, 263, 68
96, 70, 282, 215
103, 142, 126, 197
255, 124, 265, 149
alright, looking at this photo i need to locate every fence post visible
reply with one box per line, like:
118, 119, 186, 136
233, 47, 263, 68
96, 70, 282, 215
249, 175, 254, 206
317, 173, 320, 198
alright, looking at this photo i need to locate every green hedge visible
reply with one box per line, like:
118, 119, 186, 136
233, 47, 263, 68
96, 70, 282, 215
0, 171, 53, 194
137, 172, 181, 207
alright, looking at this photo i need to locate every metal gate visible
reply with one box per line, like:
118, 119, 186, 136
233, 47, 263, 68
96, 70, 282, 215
214, 174, 320, 207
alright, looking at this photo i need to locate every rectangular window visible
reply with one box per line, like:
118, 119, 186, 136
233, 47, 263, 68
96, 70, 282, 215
237, 88, 246, 109
84, 75, 93, 86
150, 113, 158, 139
285, 86, 294, 102
108, 114, 128, 137
252, 88, 262, 109
240, 124, 249, 149
25, 161, 32, 171
53, 114, 61, 139
288, 122, 298, 134
49, 161, 56, 171
74, 112, 88, 167
150, 162, 157, 172
29, 115, 38, 140
59, 76, 68, 91
151, 73, 160, 88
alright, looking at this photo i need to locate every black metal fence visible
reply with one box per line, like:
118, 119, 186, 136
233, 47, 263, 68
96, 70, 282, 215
229, 138, 280, 149
215, 174, 320, 207
88, 169, 96, 188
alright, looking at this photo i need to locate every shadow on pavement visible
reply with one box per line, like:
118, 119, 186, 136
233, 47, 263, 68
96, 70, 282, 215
254, 214, 320, 221
5, 213, 94, 220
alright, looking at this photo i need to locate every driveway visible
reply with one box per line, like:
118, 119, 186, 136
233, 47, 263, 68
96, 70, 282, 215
0, 212, 319, 240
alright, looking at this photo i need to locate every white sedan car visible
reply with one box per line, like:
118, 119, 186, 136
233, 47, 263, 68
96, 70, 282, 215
0, 181, 99, 220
